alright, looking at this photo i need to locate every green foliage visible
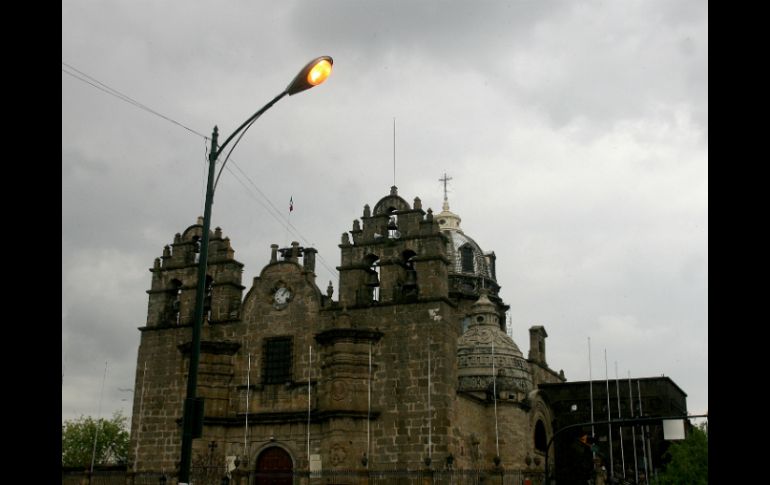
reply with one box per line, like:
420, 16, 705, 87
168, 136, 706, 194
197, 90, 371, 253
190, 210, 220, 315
653, 422, 708, 485
61, 411, 130, 467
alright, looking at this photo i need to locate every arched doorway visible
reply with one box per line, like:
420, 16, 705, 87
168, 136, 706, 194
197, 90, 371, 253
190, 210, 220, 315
255, 446, 293, 485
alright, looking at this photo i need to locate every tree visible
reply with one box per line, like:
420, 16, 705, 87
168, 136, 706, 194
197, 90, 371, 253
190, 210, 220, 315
653, 422, 708, 485
61, 411, 130, 467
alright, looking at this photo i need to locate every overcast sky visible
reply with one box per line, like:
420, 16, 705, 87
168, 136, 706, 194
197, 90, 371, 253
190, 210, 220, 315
62, 0, 708, 425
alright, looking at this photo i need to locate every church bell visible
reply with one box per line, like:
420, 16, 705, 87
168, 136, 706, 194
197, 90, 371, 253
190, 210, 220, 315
365, 271, 380, 287
403, 269, 417, 288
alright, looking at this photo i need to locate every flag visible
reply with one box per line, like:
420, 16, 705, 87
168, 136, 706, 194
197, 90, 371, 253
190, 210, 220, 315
289, 196, 293, 212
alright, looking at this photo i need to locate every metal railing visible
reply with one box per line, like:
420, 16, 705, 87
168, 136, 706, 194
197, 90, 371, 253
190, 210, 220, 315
63, 468, 545, 485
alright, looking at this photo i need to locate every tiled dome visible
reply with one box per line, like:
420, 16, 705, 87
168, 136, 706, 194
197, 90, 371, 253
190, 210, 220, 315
457, 290, 532, 394
436, 198, 494, 280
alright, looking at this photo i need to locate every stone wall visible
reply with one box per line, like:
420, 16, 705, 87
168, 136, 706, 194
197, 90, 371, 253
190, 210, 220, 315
129, 190, 568, 480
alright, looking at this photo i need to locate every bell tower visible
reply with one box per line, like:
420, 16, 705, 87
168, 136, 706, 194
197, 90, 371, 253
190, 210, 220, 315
337, 186, 450, 307
132, 218, 245, 472
332, 187, 460, 468
145, 217, 245, 327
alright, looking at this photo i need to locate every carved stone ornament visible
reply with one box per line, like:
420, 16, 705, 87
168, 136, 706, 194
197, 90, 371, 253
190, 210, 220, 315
331, 380, 348, 401
330, 443, 347, 466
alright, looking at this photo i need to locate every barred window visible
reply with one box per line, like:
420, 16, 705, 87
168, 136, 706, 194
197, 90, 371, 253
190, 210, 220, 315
263, 337, 293, 384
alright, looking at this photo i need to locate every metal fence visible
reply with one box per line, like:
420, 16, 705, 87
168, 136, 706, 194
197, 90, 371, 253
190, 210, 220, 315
63, 468, 545, 485
299, 469, 544, 485
61, 469, 129, 485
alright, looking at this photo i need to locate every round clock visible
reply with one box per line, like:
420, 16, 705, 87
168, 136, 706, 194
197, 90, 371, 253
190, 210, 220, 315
273, 286, 292, 309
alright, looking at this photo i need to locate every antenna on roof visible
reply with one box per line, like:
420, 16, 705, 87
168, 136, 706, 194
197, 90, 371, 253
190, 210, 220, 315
393, 117, 396, 187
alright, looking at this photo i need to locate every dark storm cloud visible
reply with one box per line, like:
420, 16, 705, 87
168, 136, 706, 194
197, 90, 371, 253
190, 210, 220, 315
63, 0, 707, 423
288, 0, 707, 133
287, 0, 557, 60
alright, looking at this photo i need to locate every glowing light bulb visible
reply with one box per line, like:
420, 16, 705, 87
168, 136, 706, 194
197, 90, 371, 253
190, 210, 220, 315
307, 59, 332, 86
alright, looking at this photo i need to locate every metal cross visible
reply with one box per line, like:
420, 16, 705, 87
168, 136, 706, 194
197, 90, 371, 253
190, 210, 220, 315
439, 172, 453, 201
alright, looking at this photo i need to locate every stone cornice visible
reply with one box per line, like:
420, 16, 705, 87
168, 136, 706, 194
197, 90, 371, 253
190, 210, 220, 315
315, 328, 384, 346
146, 281, 245, 294
153, 259, 245, 271
177, 340, 241, 356
200, 410, 381, 426
338, 233, 448, 251
139, 318, 241, 332
319, 296, 458, 312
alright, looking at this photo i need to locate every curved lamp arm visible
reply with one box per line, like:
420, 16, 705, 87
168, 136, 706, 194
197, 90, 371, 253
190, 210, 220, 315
178, 55, 332, 485
213, 90, 288, 191
212, 55, 333, 192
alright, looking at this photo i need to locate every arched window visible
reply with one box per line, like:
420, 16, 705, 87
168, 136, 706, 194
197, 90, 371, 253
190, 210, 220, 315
401, 250, 418, 299
363, 254, 380, 302
460, 245, 475, 273
204, 275, 214, 322
534, 420, 547, 452
192, 236, 201, 263
388, 213, 400, 239
170, 279, 183, 325
402, 250, 416, 269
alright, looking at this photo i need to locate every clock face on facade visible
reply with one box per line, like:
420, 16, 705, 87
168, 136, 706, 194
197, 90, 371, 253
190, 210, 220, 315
273, 286, 292, 309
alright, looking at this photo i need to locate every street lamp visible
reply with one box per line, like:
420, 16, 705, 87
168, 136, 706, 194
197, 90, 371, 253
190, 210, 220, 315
178, 56, 333, 485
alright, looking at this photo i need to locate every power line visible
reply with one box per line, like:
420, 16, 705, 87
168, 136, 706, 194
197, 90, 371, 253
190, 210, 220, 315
63, 61, 339, 279
62, 62, 207, 139
225, 161, 339, 278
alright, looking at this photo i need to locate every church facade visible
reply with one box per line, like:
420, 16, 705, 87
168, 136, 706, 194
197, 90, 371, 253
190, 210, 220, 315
128, 185, 567, 480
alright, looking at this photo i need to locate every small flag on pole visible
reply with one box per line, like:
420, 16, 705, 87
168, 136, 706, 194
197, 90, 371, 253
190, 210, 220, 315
289, 196, 294, 212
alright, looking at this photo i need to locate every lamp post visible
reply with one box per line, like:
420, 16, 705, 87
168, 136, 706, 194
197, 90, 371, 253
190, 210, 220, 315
178, 56, 333, 485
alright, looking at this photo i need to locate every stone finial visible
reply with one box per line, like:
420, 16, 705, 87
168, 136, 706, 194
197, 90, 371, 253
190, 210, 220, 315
214, 227, 222, 239
341, 232, 350, 245
270, 244, 279, 263
413, 197, 422, 210
425, 208, 433, 222
353, 220, 361, 231
290, 241, 300, 261
197, 216, 204, 226
303, 247, 317, 273
390, 185, 398, 196
363, 204, 371, 218
153, 257, 161, 269
162, 245, 171, 258
174, 233, 182, 244
326, 281, 334, 298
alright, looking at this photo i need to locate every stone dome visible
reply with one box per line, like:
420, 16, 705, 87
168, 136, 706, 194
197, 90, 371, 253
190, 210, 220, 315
457, 290, 532, 394
372, 185, 411, 216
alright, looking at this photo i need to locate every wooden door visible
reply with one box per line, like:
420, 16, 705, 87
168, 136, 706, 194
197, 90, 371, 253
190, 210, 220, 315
255, 447, 293, 485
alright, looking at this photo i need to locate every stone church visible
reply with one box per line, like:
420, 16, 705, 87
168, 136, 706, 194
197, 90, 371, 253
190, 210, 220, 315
129, 185, 567, 480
